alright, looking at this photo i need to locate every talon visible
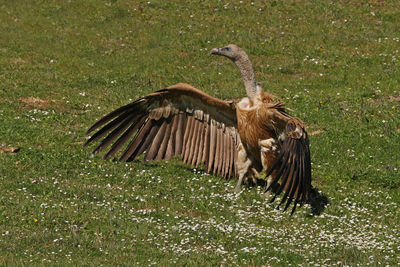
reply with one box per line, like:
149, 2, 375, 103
232, 186, 241, 193
263, 190, 272, 198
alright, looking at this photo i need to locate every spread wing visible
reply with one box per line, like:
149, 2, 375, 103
85, 83, 238, 179
265, 117, 312, 215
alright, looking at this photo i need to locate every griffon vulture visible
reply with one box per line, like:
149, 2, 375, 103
85, 44, 312, 214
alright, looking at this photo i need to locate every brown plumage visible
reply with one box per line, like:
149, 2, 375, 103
85, 44, 312, 214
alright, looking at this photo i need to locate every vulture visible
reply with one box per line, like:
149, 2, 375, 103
85, 44, 312, 214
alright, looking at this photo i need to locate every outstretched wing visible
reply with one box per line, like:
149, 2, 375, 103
85, 83, 238, 179
265, 117, 312, 215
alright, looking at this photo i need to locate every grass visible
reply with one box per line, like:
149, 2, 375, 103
1, 0, 399, 265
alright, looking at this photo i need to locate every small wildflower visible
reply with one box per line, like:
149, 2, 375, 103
353, 110, 357, 113
33, 218, 38, 223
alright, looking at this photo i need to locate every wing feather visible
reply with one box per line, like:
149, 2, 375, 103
85, 111, 135, 146
155, 119, 172, 160
182, 115, 195, 162
103, 116, 147, 160
265, 119, 312, 213
218, 128, 224, 175
213, 127, 221, 175
165, 115, 178, 161
92, 114, 138, 154
223, 134, 230, 179
174, 113, 186, 156
194, 120, 205, 167
226, 137, 232, 179
187, 120, 200, 165
131, 120, 161, 160
145, 120, 168, 161
86, 83, 238, 179
207, 121, 217, 173
221, 132, 227, 178
119, 118, 152, 161
202, 122, 210, 167
86, 102, 140, 134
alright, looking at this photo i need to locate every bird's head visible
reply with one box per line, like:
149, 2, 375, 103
210, 44, 243, 62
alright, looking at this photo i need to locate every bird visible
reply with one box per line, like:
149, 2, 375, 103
85, 44, 312, 214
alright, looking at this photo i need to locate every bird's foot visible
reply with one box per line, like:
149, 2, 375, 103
263, 190, 272, 199
232, 185, 242, 194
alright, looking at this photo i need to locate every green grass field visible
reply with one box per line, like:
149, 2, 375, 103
1, 0, 399, 265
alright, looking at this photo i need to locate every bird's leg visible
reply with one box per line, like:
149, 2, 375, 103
264, 175, 274, 198
233, 143, 252, 193
250, 167, 261, 185
233, 173, 246, 193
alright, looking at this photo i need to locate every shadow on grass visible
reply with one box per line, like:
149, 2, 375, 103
308, 187, 330, 216
248, 178, 330, 216
151, 164, 330, 216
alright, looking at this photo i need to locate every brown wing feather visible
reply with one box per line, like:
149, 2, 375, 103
194, 121, 205, 167
92, 113, 139, 155
103, 116, 148, 160
223, 134, 230, 179
174, 113, 186, 156
226, 137, 232, 179
132, 120, 161, 160
213, 127, 221, 175
165, 115, 178, 161
265, 119, 312, 215
221, 132, 227, 178
145, 120, 168, 161
182, 115, 194, 161
155, 119, 172, 160
207, 121, 217, 173
187, 120, 200, 165
85, 83, 238, 179
119, 118, 152, 161
202, 122, 210, 167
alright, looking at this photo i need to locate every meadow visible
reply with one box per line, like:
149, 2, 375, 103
0, 0, 399, 265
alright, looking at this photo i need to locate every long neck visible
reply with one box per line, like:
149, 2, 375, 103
234, 54, 260, 103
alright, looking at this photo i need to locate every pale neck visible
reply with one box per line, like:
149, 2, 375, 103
234, 54, 259, 103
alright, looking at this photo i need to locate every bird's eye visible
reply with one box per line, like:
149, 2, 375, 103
222, 47, 231, 52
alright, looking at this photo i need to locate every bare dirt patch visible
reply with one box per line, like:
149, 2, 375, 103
388, 95, 400, 102
368, 94, 400, 104
20, 97, 51, 109
6, 57, 31, 65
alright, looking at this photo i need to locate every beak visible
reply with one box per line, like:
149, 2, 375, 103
210, 48, 220, 55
